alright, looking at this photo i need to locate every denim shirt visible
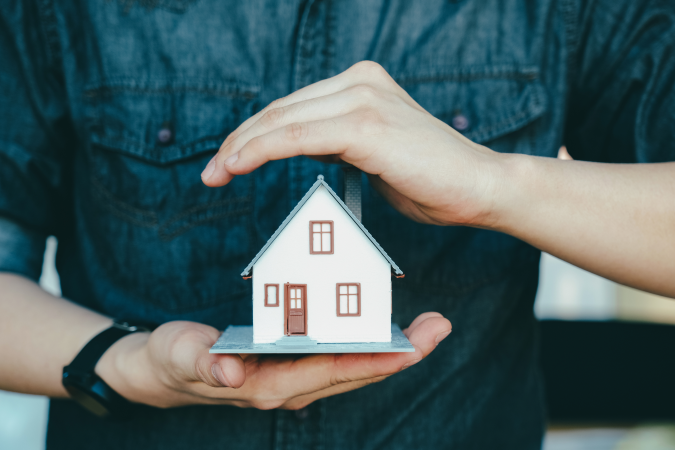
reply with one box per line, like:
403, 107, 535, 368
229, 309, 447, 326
1, 1, 674, 449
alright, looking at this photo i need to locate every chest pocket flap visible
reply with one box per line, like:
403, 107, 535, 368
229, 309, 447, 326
84, 78, 259, 164
395, 65, 548, 153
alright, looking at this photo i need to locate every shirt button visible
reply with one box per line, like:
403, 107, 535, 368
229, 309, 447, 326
157, 127, 173, 145
451, 113, 470, 131
294, 407, 309, 420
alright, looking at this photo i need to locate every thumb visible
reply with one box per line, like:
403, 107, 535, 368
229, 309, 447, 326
162, 321, 247, 389
196, 352, 246, 389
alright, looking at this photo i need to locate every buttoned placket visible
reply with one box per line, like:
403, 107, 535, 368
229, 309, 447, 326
276, 1, 334, 448
287, 0, 342, 210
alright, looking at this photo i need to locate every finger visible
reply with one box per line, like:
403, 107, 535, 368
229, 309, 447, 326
223, 117, 350, 176
272, 315, 451, 404
222, 61, 398, 149
215, 112, 387, 183
201, 154, 235, 186
297, 315, 451, 390
403, 311, 446, 338
197, 314, 451, 407
202, 114, 347, 186
222, 79, 346, 148
405, 315, 452, 357
282, 314, 451, 409
203, 61, 406, 187
217, 85, 378, 167
207, 354, 247, 389
281, 375, 388, 410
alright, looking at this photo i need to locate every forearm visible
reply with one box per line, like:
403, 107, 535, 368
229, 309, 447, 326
492, 154, 675, 297
198, 60, 675, 298
0, 273, 112, 397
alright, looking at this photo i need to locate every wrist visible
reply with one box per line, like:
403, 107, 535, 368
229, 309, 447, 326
95, 331, 151, 404
483, 151, 539, 234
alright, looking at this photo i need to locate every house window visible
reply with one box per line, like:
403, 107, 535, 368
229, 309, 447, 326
336, 283, 360, 316
309, 221, 333, 254
265, 284, 279, 307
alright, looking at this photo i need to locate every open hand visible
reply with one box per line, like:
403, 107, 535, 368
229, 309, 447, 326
96, 313, 451, 410
201, 61, 506, 228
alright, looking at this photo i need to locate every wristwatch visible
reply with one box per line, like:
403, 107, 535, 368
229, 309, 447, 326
62, 320, 152, 419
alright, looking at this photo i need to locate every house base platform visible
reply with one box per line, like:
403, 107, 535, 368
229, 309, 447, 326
210, 324, 415, 354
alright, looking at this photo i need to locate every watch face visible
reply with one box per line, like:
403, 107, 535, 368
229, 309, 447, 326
112, 321, 138, 332
113, 320, 154, 332
63, 383, 111, 418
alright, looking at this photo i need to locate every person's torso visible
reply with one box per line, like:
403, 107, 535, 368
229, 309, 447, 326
48, 1, 568, 448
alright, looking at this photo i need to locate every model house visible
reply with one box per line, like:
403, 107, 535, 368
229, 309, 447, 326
241, 171, 404, 345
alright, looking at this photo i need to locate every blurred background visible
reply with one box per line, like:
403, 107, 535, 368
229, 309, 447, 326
2, 236, 675, 449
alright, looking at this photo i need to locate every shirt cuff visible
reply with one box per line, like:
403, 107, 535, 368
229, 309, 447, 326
0, 216, 46, 281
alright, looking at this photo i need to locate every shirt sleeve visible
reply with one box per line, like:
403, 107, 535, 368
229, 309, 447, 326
0, 2, 73, 281
564, 0, 675, 163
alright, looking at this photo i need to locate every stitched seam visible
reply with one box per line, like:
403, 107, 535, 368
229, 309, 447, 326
466, 108, 537, 143
158, 207, 252, 240
397, 72, 538, 84
91, 193, 158, 228
90, 176, 158, 223
85, 85, 257, 99
292, 0, 317, 91
92, 135, 226, 159
161, 196, 252, 228
562, 0, 580, 93
635, 24, 675, 151
322, 0, 336, 79
37, 0, 62, 76
394, 65, 540, 85
84, 75, 259, 91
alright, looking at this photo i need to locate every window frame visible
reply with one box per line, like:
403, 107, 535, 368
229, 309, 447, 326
309, 220, 334, 254
264, 283, 279, 307
336, 283, 361, 316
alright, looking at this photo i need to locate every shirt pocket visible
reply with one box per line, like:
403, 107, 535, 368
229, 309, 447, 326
368, 65, 548, 297
395, 64, 549, 154
81, 78, 259, 315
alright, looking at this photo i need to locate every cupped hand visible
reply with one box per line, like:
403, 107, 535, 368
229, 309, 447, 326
201, 61, 507, 228
95, 313, 451, 410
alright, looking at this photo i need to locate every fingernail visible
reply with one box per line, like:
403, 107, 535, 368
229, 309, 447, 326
224, 152, 239, 168
211, 364, 230, 387
201, 156, 216, 180
401, 359, 420, 370
435, 331, 451, 345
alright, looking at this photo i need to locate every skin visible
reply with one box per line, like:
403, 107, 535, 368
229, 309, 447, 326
0, 273, 450, 409
2, 59, 673, 410
202, 61, 675, 298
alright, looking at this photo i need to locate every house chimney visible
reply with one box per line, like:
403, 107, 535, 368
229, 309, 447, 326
342, 166, 362, 222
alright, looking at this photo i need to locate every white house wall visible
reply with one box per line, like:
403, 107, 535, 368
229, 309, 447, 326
252, 185, 392, 344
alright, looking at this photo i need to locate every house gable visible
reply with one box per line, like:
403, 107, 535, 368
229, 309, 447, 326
241, 175, 403, 277
255, 184, 390, 273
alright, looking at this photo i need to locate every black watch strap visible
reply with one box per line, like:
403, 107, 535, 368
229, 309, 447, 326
67, 326, 135, 373
63, 322, 149, 420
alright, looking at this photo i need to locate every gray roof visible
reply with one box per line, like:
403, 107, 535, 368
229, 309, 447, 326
241, 175, 403, 277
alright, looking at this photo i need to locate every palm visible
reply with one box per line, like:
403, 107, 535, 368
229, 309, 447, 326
134, 312, 449, 410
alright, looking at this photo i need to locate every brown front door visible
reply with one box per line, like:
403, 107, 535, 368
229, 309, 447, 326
285, 284, 307, 336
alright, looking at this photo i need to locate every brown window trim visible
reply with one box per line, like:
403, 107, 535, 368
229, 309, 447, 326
264, 283, 279, 307
309, 220, 334, 254
336, 283, 361, 316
